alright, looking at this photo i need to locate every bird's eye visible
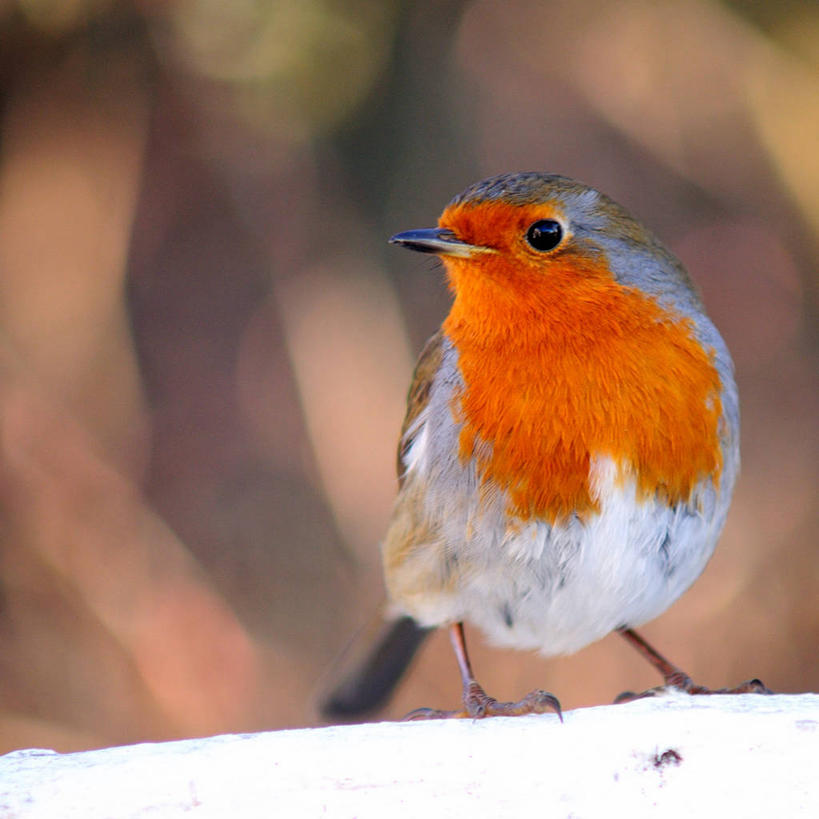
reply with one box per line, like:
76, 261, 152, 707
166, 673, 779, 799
525, 220, 563, 252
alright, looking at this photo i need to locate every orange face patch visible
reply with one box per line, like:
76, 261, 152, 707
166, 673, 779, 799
438, 200, 723, 523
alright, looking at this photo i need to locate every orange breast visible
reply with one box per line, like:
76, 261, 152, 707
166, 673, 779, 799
441, 248, 723, 524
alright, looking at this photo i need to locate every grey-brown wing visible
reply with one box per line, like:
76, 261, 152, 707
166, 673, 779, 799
397, 329, 444, 485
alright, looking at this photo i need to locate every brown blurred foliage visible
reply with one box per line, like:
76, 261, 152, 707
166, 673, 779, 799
0, 0, 815, 752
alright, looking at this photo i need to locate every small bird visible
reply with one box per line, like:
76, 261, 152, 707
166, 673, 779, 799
323, 172, 769, 720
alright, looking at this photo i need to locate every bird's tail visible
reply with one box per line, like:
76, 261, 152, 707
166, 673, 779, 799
320, 614, 431, 721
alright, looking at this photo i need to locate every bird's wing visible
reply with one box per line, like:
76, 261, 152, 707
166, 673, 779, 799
397, 329, 444, 485
320, 331, 444, 721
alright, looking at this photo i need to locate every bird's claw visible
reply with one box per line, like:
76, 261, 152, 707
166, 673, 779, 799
403, 682, 562, 722
615, 675, 773, 703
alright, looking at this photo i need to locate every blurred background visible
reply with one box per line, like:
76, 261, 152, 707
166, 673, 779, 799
0, 0, 815, 753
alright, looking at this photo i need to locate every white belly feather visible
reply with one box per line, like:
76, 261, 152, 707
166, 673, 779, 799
388, 414, 732, 658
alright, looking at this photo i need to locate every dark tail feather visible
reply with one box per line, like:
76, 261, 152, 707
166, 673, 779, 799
320, 615, 431, 721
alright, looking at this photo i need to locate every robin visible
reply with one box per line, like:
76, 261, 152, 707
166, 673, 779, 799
323, 172, 769, 720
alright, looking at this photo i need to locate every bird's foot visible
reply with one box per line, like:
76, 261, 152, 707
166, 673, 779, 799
615, 671, 773, 703
404, 680, 563, 721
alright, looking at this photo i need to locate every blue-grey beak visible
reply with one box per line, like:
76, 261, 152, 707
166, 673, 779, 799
389, 228, 491, 258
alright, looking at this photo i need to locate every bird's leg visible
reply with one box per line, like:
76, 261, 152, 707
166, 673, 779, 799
614, 627, 772, 702
404, 622, 562, 720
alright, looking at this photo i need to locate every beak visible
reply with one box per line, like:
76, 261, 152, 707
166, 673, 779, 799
388, 228, 491, 258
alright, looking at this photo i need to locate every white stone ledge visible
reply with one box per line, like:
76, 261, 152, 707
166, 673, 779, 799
1, 692, 817, 817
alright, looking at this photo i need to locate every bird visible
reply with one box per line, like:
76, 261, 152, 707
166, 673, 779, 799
322, 172, 769, 721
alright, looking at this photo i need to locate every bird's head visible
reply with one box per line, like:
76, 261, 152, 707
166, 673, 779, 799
390, 172, 699, 314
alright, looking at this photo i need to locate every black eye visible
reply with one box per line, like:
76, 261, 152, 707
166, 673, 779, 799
525, 219, 563, 251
